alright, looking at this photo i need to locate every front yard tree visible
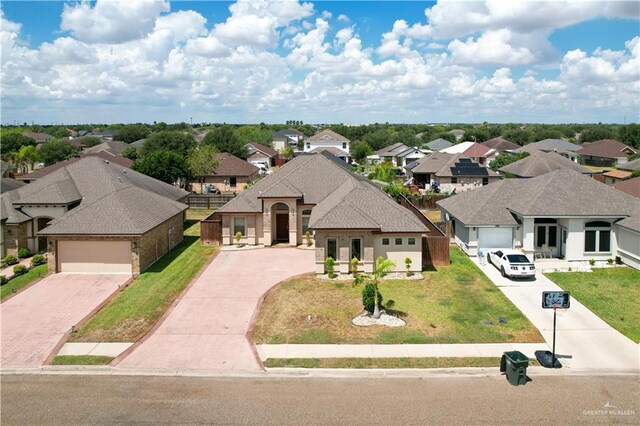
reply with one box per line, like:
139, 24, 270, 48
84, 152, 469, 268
352, 141, 373, 162
355, 257, 396, 318
39, 139, 80, 165
202, 125, 247, 159
132, 150, 190, 185
187, 145, 219, 193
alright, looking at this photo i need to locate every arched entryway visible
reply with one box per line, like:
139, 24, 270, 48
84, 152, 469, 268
36, 217, 52, 253
272, 202, 289, 243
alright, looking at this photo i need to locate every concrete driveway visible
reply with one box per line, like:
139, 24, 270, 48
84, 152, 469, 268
1, 274, 130, 368
117, 248, 314, 371
474, 258, 639, 372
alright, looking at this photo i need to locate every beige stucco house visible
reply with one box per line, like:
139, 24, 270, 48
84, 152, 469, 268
408, 153, 502, 193
217, 153, 428, 274
190, 152, 259, 194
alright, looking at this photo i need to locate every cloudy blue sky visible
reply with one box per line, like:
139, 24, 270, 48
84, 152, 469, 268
1, 0, 639, 125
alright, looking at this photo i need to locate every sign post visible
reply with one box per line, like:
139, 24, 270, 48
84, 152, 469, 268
535, 291, 570, 369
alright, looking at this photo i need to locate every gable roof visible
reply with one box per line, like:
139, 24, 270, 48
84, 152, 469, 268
83, 141, 131, 156
1, 157, 188, 235
218, 152, 427, 233
438, 170, 639, 226
482, 137, 520, 152
617, 158, 640, 171
247, 142, 278, 158
440, 141, 474, 154
1, 178, 26, 194
516, 139, 580, 156
273, 128, 304, 138
17, 152, 132, 181
307, 129, 350, 143
463, 142, 495, 159
425, 138, 453, 151
203, 152, 258, 177
309, 146, 348, 157
577, 139, 636, 158
499, 151, 591, 178
22, 131, 53, 142
411, 153, 498, 178
376, 143, 409, 157
613, 176, 640, 199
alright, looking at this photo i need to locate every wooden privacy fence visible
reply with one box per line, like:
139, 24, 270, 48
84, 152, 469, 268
398, 196, 450, 266
187, 194, 235, 210
411, 194, 451, 210
200, 212, 222, 246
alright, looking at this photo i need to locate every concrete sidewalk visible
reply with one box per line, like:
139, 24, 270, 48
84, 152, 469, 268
257, 343, 546, 360
472, 258, 640, 372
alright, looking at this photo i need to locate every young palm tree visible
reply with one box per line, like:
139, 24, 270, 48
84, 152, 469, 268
354, 256, 395, 318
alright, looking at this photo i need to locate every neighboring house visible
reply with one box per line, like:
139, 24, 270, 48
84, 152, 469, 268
482, 137, 520, 153
217, 152, 428, 274
308, 146, 350, 162
440, 141, 475, 154
22, 131, 53, 144
447, 129, 465, 141
130, 139, 146, 153
1, 178, 26, 194
515, 139, 581, 162
613, 177, 640, 199
375, 143, 428, 168
462, 142, 497, 165
87, 130, 115, 142
83, 141, 131, 156
246, 142, 279, 168
1, 157, 189, 276
1, 160, 13, 178
617, 157, 640, 172
304, 129, 350, 161
16, 152, 133, 183
272, 128, 304, 152
437, 170, 640, 270
577, 139, 636, 167
407, 153, 501, 193
498, 151, 592, 178
424, 138, 453, 151
191, 152, 259, 194
601, 169, 633, 185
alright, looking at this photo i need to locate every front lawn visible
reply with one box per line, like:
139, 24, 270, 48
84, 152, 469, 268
51, 355, 114, 365
546, 268, 640, 342
0, 264, 48, 302
264, 357, 504, 369
70, 210, 218, 343
253, 247, 543, 344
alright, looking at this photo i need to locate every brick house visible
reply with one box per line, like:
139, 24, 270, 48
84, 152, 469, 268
190, 152, 259, 194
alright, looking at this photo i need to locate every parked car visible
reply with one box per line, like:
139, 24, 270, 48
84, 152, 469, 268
487, 249, 536, 278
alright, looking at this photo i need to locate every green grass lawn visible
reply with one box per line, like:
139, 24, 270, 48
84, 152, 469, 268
51, 355, 114, 365
69, 210, 217, 343
253, 247, 543, 345
264, 357, 506, 369
546, 268, 640, 342
0, 264, 48, 301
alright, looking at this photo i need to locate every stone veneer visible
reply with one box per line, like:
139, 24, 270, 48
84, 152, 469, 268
1, 222, 29, 258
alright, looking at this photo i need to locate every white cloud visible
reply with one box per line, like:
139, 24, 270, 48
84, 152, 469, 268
337, 14, 350, 22
321, 10, 332, 19
427, 42, 445, 49
448, 29, 537, 66
335, 27, 353, 46
60, 0, 170, 44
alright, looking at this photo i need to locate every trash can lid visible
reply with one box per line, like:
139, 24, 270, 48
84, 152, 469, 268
503, 351, 529, 363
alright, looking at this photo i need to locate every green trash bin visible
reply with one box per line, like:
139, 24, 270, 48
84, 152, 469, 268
500, 351, 529, 386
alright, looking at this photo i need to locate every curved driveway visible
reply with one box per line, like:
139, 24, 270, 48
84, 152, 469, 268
117, 248, 314, 371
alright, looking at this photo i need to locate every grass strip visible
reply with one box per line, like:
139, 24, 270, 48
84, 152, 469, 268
51, 355, 114, 365
264, 357, 508, 369
0, 264, 48, 301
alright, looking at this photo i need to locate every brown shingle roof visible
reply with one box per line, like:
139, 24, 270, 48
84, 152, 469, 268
618, 158, 640, 171
83, 141, 131, 156
307, 129, 350, 143
613, 177, 640, 199
482, 137, 520, 152
463, 142, 494, 158
1, 178, 26, 194
209, 152, 259, 177
499, 151, 591, 178
247, 142, 278, 158
411, 152, 498, 178
577, 139, 636, 158
17, 152, 132, 181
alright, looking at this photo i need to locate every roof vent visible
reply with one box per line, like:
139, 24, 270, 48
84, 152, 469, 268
122, 169, 126, 173
104, 160, 109, 164
117, 177, 122, 183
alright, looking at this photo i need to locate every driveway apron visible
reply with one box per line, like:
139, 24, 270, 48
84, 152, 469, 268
474, 258, 639, 371
1, 274, 130, 368
117, 248, 314, 371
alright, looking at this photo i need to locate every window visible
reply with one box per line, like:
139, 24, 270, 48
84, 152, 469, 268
584, 221, 611, 253
536, 228, 546, 247
382, 238, 389, 246
230, 177, 237, 187
306, 142, 310, 149
408, 237, 416, 246
327, 238, 337, 260
451, 177, 458, 184
342, 142, 347, 149
301, 209, 312, 234
395, 238, 402, 245
350, 238, 362, 261
482, 177, 489, 186
548, 226, 557, 247
233, 217, 245, 236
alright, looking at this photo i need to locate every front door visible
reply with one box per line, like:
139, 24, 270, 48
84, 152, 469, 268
276, 214, 289, 242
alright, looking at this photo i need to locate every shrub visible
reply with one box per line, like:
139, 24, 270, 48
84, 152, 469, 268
235, 231, 242, 246
607, 258, 614, 265
362, 283, 383, 314
13, 264, 27, 276
615, 256, 623, 265
405, 257, 412, 276
2, 255, 18, 266
589, 259, 596, 266
351, 257, 359, 275
325, 257, 336, 278
31, 254, 46, 266
305, 231, 313, 247
0, 275, 7, 286
17, 247, 32, 259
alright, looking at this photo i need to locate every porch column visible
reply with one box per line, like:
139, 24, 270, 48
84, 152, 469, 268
288, 201, 297, 247
522, 218, 535, 259
263, 200, 272, 247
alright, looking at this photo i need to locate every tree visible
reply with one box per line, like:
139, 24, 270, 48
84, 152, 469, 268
617, 124, 640, 149
352, 141, 374, 162
0, 133, 36, 156
16, 145, 41, 174
234, 125, 274, 147
489, 152, 530, 172
132, 150, 190, 185
141, 131, 196, 158
187, 145, 219, 193
39, 140, 79, 165
121, 146, 139, 160
354, 257, 396, 318
362, 129, 392, 150
579, 126, 615, 143
463, 128, 490, 143
502, 128, 532, 146
78, 136, 103, 147
202, 125, 247, 159
369, 161, 395, 182
116, 124, 151, 144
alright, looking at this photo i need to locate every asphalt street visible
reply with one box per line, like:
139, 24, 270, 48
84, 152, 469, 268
1, 374, 638, 424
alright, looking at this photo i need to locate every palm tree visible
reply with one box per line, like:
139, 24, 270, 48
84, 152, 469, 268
354, 256, 395, 318
16, 145, 40, 174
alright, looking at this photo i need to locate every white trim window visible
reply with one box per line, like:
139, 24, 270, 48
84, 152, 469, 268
233, 217, 245, 236
350, 238, 362, 261
584, 221, 611, 253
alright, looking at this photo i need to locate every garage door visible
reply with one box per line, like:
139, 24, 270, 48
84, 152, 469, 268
478, 227, 513, 250
58, 240, 132, 274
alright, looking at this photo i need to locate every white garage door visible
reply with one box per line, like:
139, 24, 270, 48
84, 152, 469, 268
58, 240, 132, 274
478, 228, 513, 251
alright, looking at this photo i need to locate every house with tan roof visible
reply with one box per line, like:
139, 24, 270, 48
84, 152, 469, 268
190, 152, 258, 194
577, 139, 636, 167
617, 157, 640, 172
217, 152, 429, 274
22, 131, 53, 144
16, 152, 133, 183
462, 142, 497, 165
601, 169, 633, 185
498, 151, 591, 178
437, 170, 640, 269
303, 129, 350, 162
1, 157, 189, 276
515, 139, 581, 162
482, 137, 520, 153
407, 153, 501, 193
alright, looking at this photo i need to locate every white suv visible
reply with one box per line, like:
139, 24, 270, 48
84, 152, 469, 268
487, 249, 535, 278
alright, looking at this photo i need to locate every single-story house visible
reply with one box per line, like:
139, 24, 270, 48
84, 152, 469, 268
191, 152, 259, 194
272, 128, 304, 152
303, 129, 350, 161
217, 152, 428, 274
408, 153, 501, 193
437, 170, 640, 269
246, 142, 279, 168
1, 156, 189, 276
613, 177, 640, 199
462, 142, 497, 165
308, 146, 350, 162
22, 131, 53, 144
424, 138, 453, 151
617, 157, 640, 172
482, 137, 520, 153
498, 151, 592, 178
375, 143, 428, 168
16, 152, 133, 183
82, 141, 131, 156
515, 139, 581, 162
577, 139, 637, 167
